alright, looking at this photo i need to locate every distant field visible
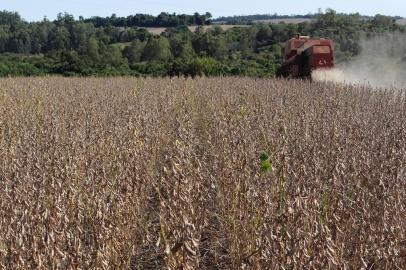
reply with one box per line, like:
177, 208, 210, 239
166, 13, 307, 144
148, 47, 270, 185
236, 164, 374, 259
254, 18, 314, 24
111, 41, 131, 49
0, 77, 405, 268
144, 25, 249, 35
143, 27, 168, 35
216, 17, 406, 25
397, 18, 406, 25
254, 17, 406, 25
187, 24, 248, 32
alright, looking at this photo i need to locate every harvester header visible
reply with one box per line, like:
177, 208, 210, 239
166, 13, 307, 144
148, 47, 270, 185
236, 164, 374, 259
276, 36, 334, 78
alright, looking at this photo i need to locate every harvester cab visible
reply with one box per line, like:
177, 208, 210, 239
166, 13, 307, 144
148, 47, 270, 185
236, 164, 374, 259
276, 36, 334, 78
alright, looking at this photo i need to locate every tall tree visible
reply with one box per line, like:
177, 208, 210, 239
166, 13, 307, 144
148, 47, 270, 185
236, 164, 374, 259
142, 37, 172, 62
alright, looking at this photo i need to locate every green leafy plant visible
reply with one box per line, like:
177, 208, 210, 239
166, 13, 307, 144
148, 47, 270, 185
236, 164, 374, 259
260, 151, 273, 174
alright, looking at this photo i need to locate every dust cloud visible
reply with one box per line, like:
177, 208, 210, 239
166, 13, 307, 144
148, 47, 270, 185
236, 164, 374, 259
312, 34, 406, 89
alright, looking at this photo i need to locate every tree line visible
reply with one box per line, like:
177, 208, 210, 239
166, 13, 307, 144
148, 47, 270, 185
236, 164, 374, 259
84, 12, 212, 28
0, 10, 404, 77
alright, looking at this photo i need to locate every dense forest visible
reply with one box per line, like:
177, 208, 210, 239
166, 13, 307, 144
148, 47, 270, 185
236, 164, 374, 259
0, 10, 404, 77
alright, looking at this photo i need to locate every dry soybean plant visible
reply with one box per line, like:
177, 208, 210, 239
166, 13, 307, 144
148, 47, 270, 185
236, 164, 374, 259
0, 77, 405, 269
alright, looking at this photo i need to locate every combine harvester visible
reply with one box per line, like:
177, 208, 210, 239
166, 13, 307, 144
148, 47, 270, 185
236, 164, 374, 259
276, 36, 334, 79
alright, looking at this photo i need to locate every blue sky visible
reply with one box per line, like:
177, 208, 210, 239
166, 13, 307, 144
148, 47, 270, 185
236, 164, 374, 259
2, 0, 405, 21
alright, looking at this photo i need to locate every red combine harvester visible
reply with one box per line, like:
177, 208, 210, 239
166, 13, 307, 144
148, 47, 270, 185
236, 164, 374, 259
276, 36, 334, 78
